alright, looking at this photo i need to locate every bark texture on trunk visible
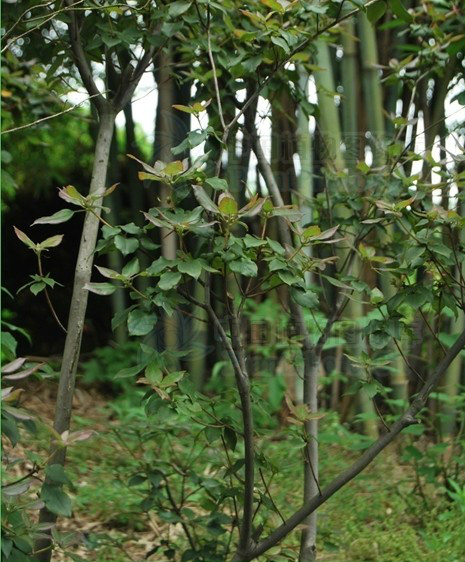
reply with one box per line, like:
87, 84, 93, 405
35, 110, 115, 562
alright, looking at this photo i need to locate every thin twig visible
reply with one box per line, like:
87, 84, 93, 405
37, 254, 67, 334
1, 93, 103, 135
206, 9, 226, 132
259, 468, 285, 524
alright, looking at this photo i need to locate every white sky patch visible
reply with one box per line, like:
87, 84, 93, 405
431, 134, 442, 204
410, 111, 424, 178
404, 101, 416, 150
117, 68, 157, 141
445, 78, 465, 129
365, 145, 373, 167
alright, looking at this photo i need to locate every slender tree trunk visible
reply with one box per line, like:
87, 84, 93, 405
154, 49, 178, 358
35, 109, 115, 562
297, 65, 314, 291
107, 129, 127, 345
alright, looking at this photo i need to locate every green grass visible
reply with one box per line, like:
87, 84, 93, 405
22, 392, 465, 562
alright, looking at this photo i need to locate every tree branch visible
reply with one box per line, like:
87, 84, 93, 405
1, 93, 100, 135
179, 285, 255, 556
65, 0, 106, 114
225, 289, 255, 556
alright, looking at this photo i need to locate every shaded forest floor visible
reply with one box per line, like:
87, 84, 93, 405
6, 380, 465, 562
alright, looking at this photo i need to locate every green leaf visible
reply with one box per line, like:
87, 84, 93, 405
168, 1, 192, 17
187, 129, 208, 149
205, 177, 228, 191
428, 240, 451, 258
160, 370, 186, 388
178, 259, 202, 280
271, 35, 289, 53
218, 194, 238, 216
401, 423, 424, 436
302, 225, 321, 239
122, 257, 140, 277
404, 287, 430, 308
304, 225, 339, 242
95, 265, 121, 279
405, 246, 425, 266
84, 282, 117, 296
163, 161, 184, 176
262, 0, 286, 12
243, 234, 265, 248
30, 282, 46, 296
41, 484, 72, 517
39, 235, 64, 249
362, 380, 385, 399
146, 257, 173, 276
114, 235, 139, 256
145, 363, 163, 385
291, 288, 318, 308
45, 464, 72, 486
229, 259, 257, 277
172, 104, 195, 114
121, 222, 141, 235
271, 206, 302, 222
277, 270, 302, 286
369, 331, 390, 350
102, 225, 121, 239
384, 319, 402, 339
367, 0, 386, 23
370, 288, 384, 304
139, 171, 162, 181
205, 426, 222, 443
13, 226, 36, 250
127, 310, 157, 336
111, 307, 132, 332
1, 332, 17, 358
267, 237, 286, 255
32, 209, 75, 226
115, 364, 145, 379
102, 34, 121, 48
390, 0, 412, 22
159, 271, 182, 291
58, 185, 85, 206
321, 275, 352, 290
223, 427, 237, 451
192, 184, 219, 213
356, 161, 371, 174
268, 258, 286, 272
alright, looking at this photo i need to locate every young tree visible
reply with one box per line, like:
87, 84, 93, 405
8, 1, 465, 561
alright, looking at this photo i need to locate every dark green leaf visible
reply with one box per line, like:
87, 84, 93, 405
159, 271, 182, 290
229, 259, 257, 277
41, 484, 72, 517
205, 177, 228, 191
223, 427, 237, 451
114, 235, 139, 256
367, 0, 386, 23
178, 259, 202, 279
45, 464, 72, 486
127, 310, 157, 336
